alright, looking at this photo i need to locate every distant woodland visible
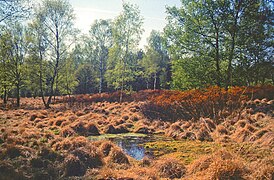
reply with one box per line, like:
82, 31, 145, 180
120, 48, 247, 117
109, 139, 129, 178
0, 0, 273, 108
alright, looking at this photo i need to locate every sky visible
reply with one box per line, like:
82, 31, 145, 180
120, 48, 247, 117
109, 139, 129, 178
69, 0, 181, 48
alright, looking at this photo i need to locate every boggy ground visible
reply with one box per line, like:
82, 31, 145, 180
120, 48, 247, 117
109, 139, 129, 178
0, 95, 273, 179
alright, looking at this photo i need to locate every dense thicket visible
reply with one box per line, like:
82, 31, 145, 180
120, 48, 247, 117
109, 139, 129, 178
0, 0, 273, 108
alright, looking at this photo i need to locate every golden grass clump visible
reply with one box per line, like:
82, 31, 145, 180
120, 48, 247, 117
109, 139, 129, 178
100, 141, 115, 157
231, 128, 253, 143
188, 155, 213, 174
53, 117, 66, 126
85, 122, 100, 136
236, 120, 248, 128
29, 114, 37, 121
166, 123, 183, 138
52, 136, 89, 152
71, 146, 103, 168
207, 159, 248, 180
181, 121, 192, 129
254, 131, 274, 147
60, 126, 76, 137
115, 124, 129, 133
252, 165, 274, 180
254, 112, 266, 121
202, 118, 216, 131
107, 147, 129, 164
0, 161, 26, 180
104, 124, 117, 134
250, 157, 274, 180
216, 124, 229, 135
75, 111, 85, 117
68, 114, 78, 121
71, 121, 87, 136
63, 154, 86, 177
139, 156, 151, 167
188, 150, 248, 179
157, 158, 186, 179
134, 126, 150, 134
244, 123, 256, 133
196, 126, 212, 141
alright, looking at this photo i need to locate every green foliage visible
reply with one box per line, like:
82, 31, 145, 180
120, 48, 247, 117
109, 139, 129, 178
140, 30, 170, 89
58, 58, 78, 95
165, 0, 274, 90
105, 2, 144, 93
75, 64, 95, 94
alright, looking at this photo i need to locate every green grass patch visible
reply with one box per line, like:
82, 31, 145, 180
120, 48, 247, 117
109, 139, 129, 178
144, 140, 221, 165
88, 133, 147, 141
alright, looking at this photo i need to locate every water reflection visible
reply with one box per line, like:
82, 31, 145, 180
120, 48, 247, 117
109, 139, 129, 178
113, 136, 149, 160
89, 133, 161, 160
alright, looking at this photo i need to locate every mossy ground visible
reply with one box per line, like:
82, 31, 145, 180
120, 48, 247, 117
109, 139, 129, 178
88, 133, 147, 141
144, 140, 273, 165
144, 140, 221, 164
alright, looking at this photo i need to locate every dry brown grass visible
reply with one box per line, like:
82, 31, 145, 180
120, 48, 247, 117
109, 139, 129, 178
250, 157, 274, 180
207, 159, 248, 180
71, 146, 103, 168
63, 154, 86, 176
85, 122, 100, 135
100, 141, 115, 157
0, 96, 273, 179
52, 136, 89, 152
106, 147, 129, 165
156, 158, 186, 179
60, 126, 76, 137
216, 124, 229, 135
195, 126, 212, 141
188, 150, 249, 179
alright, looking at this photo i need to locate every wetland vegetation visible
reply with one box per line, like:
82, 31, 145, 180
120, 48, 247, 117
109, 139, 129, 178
0, 0, 273, 179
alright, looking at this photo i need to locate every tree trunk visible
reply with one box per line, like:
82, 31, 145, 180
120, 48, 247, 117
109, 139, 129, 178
225, 0, 241, 90
3, 86, 7, 104
16, 82, 20, 107
46, 26, 60, 108
99, 55, 103, 94
153, 72, 157, 90
211, 13, 221, 87
226, 32, 235, 90
215, 31, 221, 87
39, 49, 47, 108
120, 39, 129, 103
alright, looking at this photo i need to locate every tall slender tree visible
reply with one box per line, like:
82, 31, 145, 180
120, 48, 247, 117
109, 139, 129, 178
105, 2, 143, 101
88, 19, 112, 93
34, 0, 76, 108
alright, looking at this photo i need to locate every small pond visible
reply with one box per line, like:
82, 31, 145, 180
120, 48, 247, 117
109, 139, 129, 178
89, 133, 171, 160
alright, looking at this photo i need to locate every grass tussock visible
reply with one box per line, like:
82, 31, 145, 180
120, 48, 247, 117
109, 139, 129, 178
107, 147, 129, 164
157, 158, 186, 179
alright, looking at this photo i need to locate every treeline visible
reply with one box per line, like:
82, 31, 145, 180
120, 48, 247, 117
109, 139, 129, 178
0, 0, 273, 108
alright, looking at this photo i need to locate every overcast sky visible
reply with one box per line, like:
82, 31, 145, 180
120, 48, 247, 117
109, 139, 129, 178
69, 0, 181, 48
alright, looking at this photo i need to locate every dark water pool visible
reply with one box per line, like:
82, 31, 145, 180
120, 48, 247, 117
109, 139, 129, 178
89, 133, 169, 160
